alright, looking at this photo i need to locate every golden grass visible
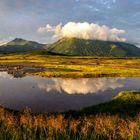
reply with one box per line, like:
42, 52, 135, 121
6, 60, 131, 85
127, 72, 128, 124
0, 53, 140, 78
0, 91, 140, 139
0, 107, 140, 140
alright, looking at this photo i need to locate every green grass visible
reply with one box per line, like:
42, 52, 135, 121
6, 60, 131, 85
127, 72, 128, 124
69, 91, 140, 118
0, 91, 140, 140
45, 38, 140, 57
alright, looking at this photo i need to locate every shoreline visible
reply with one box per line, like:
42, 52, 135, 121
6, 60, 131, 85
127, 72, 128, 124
0, 90, 139, 115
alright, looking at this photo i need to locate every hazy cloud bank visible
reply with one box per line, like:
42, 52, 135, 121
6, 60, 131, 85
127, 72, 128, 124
38, 22, 126, 42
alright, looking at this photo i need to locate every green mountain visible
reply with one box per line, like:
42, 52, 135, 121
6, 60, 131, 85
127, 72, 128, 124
0, 38, 44, 54
45, 38, 140, 57
1, 37, 140, 57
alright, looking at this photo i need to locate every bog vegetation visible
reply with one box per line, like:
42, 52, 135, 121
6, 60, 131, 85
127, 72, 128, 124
0, 52, 140, 78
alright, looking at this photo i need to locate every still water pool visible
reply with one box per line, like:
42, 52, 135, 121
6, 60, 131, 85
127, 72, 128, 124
0, 72, 140, 112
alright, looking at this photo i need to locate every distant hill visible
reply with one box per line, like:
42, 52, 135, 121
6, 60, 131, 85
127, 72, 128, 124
1, 37, 140, 57
45, 38, 140, 57
0, 38, 44, 54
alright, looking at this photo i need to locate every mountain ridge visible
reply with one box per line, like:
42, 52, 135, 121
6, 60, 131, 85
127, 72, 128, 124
0, 38, 44, 54
0, 37, 140, 57
45, 37, 140, 57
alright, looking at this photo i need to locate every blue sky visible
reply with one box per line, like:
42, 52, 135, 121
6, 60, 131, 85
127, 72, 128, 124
0, 0, 140, 44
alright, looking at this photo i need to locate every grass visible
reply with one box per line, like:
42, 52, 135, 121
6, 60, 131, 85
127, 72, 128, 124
0, 91, 140, 140
0, 52, 140, 78
68, 91, 140, 117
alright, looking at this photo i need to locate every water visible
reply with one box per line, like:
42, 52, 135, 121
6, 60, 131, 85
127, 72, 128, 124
0, 72, 140, 112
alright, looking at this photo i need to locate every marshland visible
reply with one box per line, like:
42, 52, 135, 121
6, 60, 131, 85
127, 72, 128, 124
0, 53, 140, 140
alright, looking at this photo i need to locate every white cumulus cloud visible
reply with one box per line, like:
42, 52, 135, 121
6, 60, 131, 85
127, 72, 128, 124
38, 22, 126, 42
38, 78, 124, 95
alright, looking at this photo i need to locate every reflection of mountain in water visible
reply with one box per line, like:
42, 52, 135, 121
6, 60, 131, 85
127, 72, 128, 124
38, 78, 124, 95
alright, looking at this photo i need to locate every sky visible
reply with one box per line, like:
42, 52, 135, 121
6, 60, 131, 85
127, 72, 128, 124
0, 0, 140, 45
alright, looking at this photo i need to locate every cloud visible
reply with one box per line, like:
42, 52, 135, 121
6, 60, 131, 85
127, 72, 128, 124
38, 78, 124, 94
38, 22, 126, 42
0, 38, 9, 45
0, 37, 13, 46
99, 0, 116, 7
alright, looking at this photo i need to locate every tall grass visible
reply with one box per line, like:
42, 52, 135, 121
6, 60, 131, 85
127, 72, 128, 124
0, 107, 140, 140
0, 91, 140, 140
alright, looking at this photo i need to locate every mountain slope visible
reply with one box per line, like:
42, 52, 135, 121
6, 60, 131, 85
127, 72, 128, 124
45, 38, 140, 57
0, 38, 44, 54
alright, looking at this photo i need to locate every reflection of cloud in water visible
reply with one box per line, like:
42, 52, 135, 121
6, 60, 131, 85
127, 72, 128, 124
0, 72, 13, 79
38, 78, 124, 94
